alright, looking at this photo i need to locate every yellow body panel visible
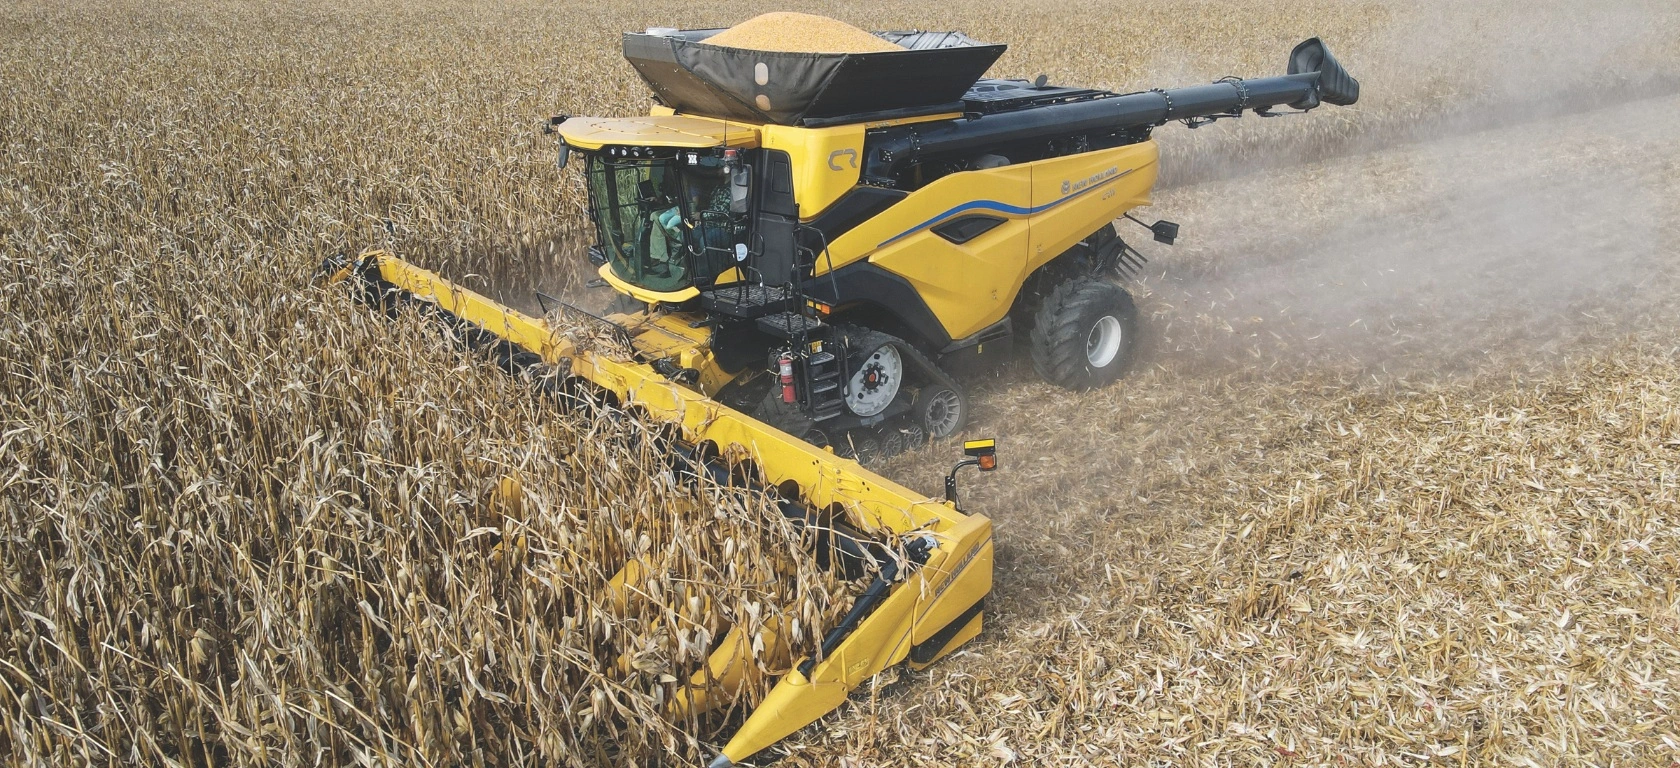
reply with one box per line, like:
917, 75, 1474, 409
810, 141, 1160, 341
1024, 143, 1158, 272
753, 113, 958, 220
558, 114, 760, 150
863, 164, 1034, 339
760, 123, 865, 220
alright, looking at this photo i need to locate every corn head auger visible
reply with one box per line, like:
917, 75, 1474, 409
322, 252, 998, 766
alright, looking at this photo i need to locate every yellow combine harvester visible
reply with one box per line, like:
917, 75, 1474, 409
327, 22, 1356, 767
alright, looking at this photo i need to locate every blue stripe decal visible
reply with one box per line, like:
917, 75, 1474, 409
875, 169, 1132, 248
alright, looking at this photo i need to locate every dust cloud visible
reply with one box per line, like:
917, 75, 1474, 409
1150, 0, 1680, 187
1143, 93, 1678, 379
1130, 0, 1680, 380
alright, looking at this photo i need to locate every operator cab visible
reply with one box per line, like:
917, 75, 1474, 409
551, 114, 777, 302
582, 147, 749, 294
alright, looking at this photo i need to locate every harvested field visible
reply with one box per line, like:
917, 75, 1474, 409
3, 0, 1679, 766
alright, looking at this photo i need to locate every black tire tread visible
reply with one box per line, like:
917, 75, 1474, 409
1029, 279, 1136, 390
1011, 223, 1119, 337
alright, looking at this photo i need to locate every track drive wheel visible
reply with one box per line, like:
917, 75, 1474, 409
1030, 279, 1137, 390
831, 324, 968, 441
838, 429, 884, 463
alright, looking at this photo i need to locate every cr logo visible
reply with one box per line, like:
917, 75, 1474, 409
827, 148, 859, 171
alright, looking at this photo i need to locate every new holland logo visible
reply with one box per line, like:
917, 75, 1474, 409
1062, 166, 1119, 196
928, 535, 990, 603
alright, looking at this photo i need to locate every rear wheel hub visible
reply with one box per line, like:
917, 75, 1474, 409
1086, 315, 1124, 368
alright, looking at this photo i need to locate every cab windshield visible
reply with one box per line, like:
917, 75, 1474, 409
585, 154, 741, 293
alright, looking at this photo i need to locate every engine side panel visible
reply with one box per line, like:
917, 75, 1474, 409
861, 164, 1035, 341
1026, 142, 1158, 274
815, 141, 1160, 342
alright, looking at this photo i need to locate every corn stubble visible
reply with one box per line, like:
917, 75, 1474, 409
4, 0, 1680, 766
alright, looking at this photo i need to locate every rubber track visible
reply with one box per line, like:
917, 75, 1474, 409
834, 323, 968, 439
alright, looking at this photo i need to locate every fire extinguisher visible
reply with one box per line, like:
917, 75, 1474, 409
778, 353, 796, 404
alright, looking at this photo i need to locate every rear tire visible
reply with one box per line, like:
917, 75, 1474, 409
1029, 280, 1137, 390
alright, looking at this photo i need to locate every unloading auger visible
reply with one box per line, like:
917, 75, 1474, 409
327, 19, 1357, 766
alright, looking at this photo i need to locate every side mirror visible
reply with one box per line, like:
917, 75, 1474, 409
556, 142, 571, 170
945, 438, 998, 509
730, 164, 750, 214
1124, 212, 1181, 246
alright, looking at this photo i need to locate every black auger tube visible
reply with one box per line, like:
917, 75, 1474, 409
865, 38, 1357, 177
798, 565, 897, 677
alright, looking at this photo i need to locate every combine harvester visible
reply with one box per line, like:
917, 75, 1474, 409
326, 16, 1357, 766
